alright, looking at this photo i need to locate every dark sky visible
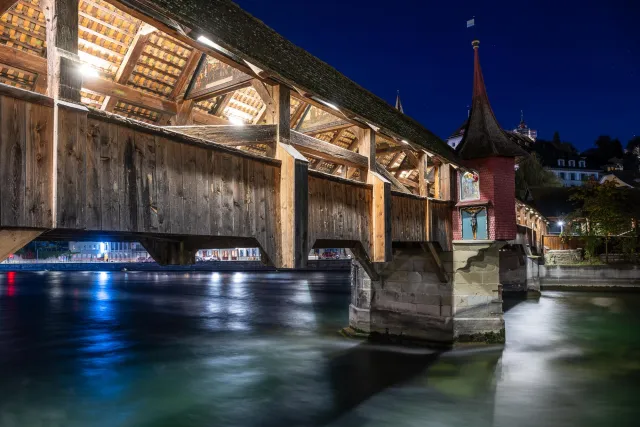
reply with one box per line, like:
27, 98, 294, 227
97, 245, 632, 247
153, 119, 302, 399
235, 0, 639, 151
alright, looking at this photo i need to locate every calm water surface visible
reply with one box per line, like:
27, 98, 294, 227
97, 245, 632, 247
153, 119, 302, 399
0, 271, 639, 426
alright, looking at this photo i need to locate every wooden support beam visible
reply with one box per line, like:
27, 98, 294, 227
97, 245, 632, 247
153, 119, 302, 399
192, 109, 230, 125
165, 124, 277, 145
174, 99, 195, 125
275, 143, 309, 268
290, 101, 306, 128
305, 121, 354, 136
367, 171, 392, 262
0, 229, 45, 262
376, 145, 405, 155
330, 128, 346, 145
102, 23, 154, 111
397, 177, 419, 190
290, 130, 368, 170
0, 0, 17, 15
375, 162, 411, 194
139, 237, 196, 266
424, 242, 449, 283
250, 79, 276, 123
170, 50, 203, 100
43, 0, 81, 102
274, 84, 290, 145
418, 152, 428, 197
0, 43, 179, 114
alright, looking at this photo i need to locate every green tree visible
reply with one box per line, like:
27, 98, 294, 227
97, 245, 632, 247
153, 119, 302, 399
569, 180, 640, 260
515, 153, 561, 199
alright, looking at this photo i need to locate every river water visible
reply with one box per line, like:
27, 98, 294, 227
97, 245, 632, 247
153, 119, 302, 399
0, 271, 639, 427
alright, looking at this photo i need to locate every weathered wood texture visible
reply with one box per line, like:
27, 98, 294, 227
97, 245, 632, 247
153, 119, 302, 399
391, 193, 427, 242
290, 130, 368, 169
367, 172, 392, 262
0, 94, 54, 228
166, 124, 277, 145
55, 109, 280, 261
275, 143, 308, 268
429, 199, 453, 251
308, 173, 373, 258
0, 228, 44, 262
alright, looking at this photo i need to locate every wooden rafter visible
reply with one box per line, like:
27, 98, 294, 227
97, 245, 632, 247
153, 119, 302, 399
290, 101, 306, 128
0, 42, 177, 114
171, 50, 203, 100
102, 23, 156, 111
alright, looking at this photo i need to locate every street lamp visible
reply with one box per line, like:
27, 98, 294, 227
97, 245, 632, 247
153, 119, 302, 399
558, 220, 564, 234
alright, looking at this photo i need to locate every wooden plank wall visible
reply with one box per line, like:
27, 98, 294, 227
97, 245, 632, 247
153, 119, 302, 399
307, 173, 372, 257
391, 193, 427, 241
55, 108, 279, 259
429, 199, 453, 251
0, 94, 54, 228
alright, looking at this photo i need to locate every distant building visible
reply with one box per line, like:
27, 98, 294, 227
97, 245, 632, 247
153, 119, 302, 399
68, 241, 148, 262
512, 111, 537, 141
546, 158, 601, 187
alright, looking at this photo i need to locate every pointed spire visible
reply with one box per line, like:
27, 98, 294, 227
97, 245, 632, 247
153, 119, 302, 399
395, 90, 404, 114
456, 40, 528, 160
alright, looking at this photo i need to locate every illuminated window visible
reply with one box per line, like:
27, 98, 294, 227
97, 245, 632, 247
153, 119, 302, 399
568, 160, 575, 167
558, 159, 565, 167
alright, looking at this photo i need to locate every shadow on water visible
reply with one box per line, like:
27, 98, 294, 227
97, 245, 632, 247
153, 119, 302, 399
135, 342, 443, 427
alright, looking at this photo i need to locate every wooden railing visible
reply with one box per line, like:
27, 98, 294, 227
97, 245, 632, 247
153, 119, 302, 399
429, 199, 453, 251
391, 192, 427, 242
55, 106, 282, 260
307, 171, 373, 257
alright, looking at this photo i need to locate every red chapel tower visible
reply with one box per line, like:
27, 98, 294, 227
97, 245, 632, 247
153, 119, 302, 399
452, 40, 528, 241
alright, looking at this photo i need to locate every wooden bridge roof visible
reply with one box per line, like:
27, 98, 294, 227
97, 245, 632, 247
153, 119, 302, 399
115, 0, 456, 162
0, 0, 454, 195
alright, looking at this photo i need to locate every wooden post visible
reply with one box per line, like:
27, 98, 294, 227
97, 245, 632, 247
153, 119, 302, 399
43, 0, 82, 228
0, 229, 44, 262
273, 84, 308, 268
275, 144, 308, 268
360, 129, 391, 262
42, 0, 81, 102
418, 152, 431, 242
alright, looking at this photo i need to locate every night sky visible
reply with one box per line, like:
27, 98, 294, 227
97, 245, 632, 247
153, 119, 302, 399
235, 0, 639, 151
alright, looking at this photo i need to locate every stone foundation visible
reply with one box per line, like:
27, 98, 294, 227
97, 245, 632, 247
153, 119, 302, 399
499, 245, 541, 297
544, 249, 583, 265
451, 240, 505, 343
349, 245, 453, 345
348, 241, 507, 345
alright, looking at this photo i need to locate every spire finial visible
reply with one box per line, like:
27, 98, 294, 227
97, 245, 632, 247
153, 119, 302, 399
472, 39, 480, 49
395, 90, 404, 114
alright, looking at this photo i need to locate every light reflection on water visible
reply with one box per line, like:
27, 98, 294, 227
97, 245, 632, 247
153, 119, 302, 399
0, 272, 639, 427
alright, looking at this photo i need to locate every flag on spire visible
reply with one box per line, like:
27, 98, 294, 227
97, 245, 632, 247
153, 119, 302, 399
466, 18, 475, 28
395, 90, 404, 114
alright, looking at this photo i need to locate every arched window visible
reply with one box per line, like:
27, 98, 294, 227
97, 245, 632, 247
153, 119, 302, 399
568, 160, 575, 167
558, 159, 565, 167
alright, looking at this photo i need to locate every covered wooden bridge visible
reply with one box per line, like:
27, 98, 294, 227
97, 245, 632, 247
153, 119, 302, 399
0, 0, 461, 270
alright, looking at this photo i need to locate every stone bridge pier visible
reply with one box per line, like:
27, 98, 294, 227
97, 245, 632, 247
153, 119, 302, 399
348, 241, 506, 345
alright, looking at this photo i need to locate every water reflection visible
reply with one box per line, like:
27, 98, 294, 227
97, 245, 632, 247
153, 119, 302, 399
0, 272, 639, 427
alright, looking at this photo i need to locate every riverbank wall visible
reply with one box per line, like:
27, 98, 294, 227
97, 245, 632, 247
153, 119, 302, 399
540, 264, 640, 290
0, 259, 352, 272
